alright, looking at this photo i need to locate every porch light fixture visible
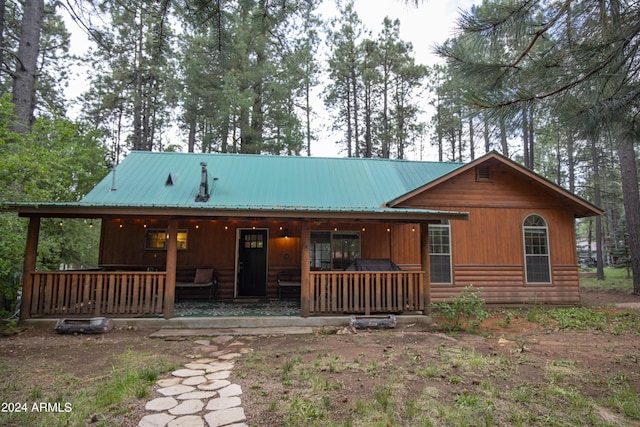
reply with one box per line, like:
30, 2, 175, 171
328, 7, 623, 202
283, 228, 289, 238
89, 222, 93, 229
58, 220, 63, 227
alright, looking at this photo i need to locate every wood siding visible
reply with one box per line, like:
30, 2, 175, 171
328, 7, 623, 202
99, 219, 420, 301
399, 162, 581, 305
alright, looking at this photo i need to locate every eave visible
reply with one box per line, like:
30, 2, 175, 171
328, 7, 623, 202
11, 203, 469, 223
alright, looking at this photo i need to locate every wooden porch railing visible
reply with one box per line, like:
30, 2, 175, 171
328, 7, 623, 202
29, 271, 166, 316
309, 271, 425, 315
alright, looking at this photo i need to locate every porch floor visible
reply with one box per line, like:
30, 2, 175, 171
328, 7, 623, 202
174, 299, 300, 317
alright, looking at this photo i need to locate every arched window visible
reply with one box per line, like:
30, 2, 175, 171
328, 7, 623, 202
523, 214, 551, 284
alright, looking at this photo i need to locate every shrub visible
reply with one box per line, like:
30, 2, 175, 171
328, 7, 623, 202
433, 285, 490, 332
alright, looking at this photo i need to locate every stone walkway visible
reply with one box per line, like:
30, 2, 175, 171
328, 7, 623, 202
138, 335, 253, 427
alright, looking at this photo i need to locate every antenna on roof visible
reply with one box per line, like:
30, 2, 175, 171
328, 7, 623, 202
195, 162, 210, 202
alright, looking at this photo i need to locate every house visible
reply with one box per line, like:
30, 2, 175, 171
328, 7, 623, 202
13, 151, 602, 320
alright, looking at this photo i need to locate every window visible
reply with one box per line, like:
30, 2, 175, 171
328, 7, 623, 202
429, 222, 452, 284
145, 229, 188, 250
523, 215, 551, 284
243, 232, 264, 248
310, 231, 361, 270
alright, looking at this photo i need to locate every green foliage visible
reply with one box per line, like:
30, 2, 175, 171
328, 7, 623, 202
0, 95, 108, 313
433, 285, 490, 332
525, 307, 640, 335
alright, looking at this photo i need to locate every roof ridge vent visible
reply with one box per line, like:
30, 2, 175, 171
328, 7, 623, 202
165, 173, 176, 186
195, 162, 210, 202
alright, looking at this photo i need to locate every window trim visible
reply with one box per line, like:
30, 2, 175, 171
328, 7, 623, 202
522, 214, 552, 285
429, 222, 453, 285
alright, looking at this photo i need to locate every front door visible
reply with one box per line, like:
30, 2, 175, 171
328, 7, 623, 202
237, 229, 268, 297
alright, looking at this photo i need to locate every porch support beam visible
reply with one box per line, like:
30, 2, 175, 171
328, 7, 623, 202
20, 216, 40, 321
164, 218, 178, 319
300, 221, 311, 317
420, 223, 431, 315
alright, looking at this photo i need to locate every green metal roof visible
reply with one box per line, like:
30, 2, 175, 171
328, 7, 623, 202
79, 152, 464, 214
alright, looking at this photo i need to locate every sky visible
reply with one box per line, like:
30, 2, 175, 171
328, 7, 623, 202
61, 0, 482, 161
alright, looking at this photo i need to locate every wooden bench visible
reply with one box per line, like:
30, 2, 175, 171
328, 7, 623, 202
176, 267, 217, 301
277, 269, 301, 301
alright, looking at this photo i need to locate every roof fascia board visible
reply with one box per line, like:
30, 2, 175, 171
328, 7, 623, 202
387, 151, 603, 217
15, 205, 469, 222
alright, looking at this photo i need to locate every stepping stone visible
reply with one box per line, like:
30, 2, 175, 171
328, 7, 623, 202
198, 379, 230, 391
206, 362, 234, 373
169, 399, 204, 416
194, 358, 216, 364
145, 396, 179, 411
173, 369, 206, 378
218, 384, 243, 398
228, 341, 245, 347
211, 336, 234, 344
182, 376, 207, 386
239, 348, 253, 354
196, 345, 219, 354
185, 363, 214, 370
206, 371, 230, 380
194, 339, 210, 346
157, 377, 183, 387
168, 415, 204, 427
138, 413, 176, 427
177, 391, 216, 400
218, 353, 243, 360
205, 396, 242, 411
158, 385, 196, 396
204, 407, 246, 427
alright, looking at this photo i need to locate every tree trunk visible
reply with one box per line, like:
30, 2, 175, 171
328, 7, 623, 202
350, 67, 359, 157
468, 116, 475, 160
483, 116, 490, 154
187, 118, 196, 153
499, 116, 509, 157
12, 0, 44, 133
617, 139, 640, 294
590, 136, 605, 280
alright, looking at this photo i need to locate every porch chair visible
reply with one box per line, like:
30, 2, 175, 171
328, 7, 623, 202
175, 268, 217, 301
276, 269, 302, 301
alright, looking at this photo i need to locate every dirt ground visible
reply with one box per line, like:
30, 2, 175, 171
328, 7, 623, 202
0, 287, 639, 426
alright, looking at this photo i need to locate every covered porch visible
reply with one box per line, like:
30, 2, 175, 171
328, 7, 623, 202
18, 213, 445, 321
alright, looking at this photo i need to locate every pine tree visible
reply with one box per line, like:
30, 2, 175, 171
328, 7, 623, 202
437, 0, 640, 293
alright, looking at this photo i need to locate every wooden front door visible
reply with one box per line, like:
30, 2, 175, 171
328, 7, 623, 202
237, 229, 268, 297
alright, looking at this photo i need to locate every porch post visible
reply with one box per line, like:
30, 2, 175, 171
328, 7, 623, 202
20, 216, 40, 321
164, 219, 178, 319
300, 221, 311, 317
420, 223, 431, 315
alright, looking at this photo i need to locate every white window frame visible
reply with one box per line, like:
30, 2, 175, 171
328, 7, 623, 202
523, 214, 552, 285
429, 222, 452, 285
